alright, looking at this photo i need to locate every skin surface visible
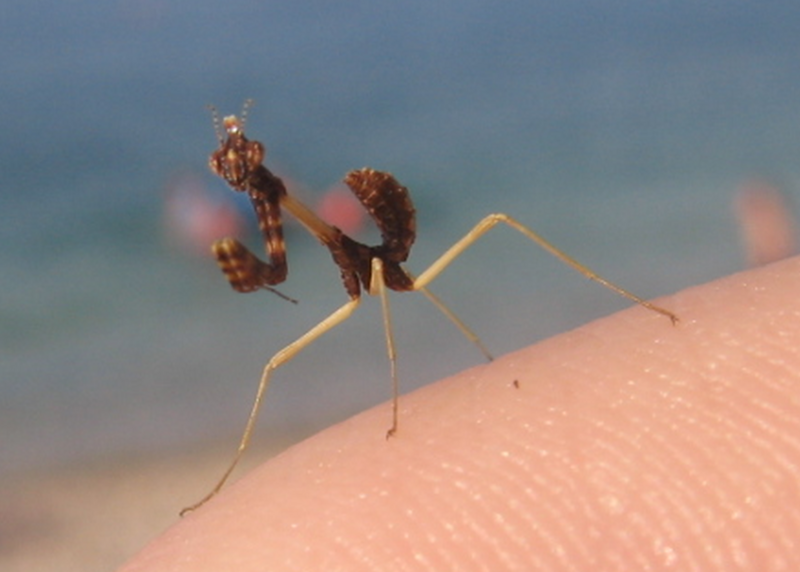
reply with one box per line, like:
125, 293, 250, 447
119, 256, 800, 571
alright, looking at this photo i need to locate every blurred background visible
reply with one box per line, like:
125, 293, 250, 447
2, 1, 799, 569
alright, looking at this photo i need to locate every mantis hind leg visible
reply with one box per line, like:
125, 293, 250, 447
413, 213, 678, 324
181, 296, 362, 515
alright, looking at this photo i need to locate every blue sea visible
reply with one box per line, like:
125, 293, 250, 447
2, 1, 799, 478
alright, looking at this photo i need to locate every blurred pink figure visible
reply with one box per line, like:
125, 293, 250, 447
315, 184, 367, 236
734, 180, 797, 267
164, 173, 246, 257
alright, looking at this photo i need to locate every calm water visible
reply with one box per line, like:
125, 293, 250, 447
2, 1, 799, 476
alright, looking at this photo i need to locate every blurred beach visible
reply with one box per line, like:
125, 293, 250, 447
2, 1, 800, 569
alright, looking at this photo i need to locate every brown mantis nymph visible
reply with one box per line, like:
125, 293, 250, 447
181, 101, 677, 514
